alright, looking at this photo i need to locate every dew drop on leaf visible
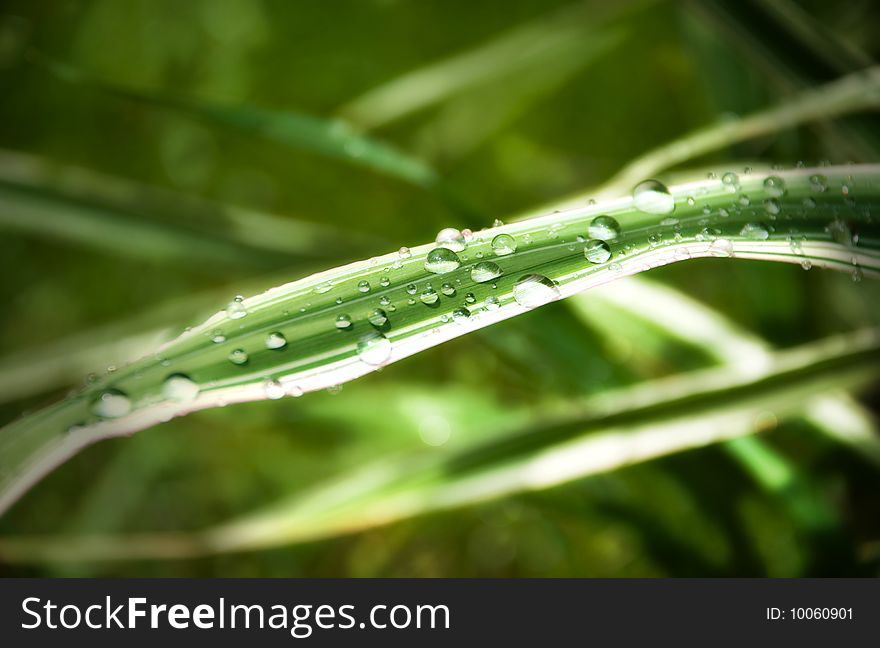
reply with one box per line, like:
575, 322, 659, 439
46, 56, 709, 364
91, 389, 132, 418
357, 331, 392, 366
633, 180, 675, 214
491, 233, 517, 255
513, 274, 560, 309
424, 247, 462, 273
584, 239, 612, 264
470, 261, 502, 283
162, 374, 199, 402
588, 215, 621, 241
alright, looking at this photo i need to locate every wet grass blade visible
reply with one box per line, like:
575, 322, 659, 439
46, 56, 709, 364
0, 164, 877, 515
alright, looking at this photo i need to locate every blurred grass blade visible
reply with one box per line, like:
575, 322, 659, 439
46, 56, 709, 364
578, 278, 880, 466
0, 164, 877, 516
339, 1, 639, 130
38, 58, 442, 192
0, 149, 383, 261
1, 328, 876, 562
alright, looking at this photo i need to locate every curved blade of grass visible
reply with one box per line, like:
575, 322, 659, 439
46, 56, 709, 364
338, 0, 639, 130
0, 148, 383, 261
0, 164, 878, 516
38, 58, 441, 192
514, 66, 880, 217
1, 327, 875, 562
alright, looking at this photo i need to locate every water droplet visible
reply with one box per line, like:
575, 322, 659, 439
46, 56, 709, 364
721, 172, 739, 190
471, 261, 502, 283
420, 287, 439, 305
491, 233, 517, 255
357, 331, 392, 365
336, 314, 353, 330
513, 274, 560, 309
226, 296, 247, 320
464, 292, 476, 304
763, 198, 781, 216
801, 259, 812, 271
809, 174, 827, 192
91, 389, 132, 418
162, 374, 199, 402
740, 222, 770, 240
708, 238, 734, 257
584, 239, 612, 264
441, 282, 456, 296
263, 378, 285, 400
452, 307, 470, 322
379, 276, 390, 287
738, 194, 751, 206
485, 295, 501, 310
435, 227, 466, 252
211, 330, 226, 344
405, 283, 417, 295
357, 280, 371, 293
379, 295, 391, 307
265, 332, 287, 350
424, 247, 462, 273
228, 348, 249, 365
368, 308, 388, 327
633, 180, 675, 214
660, 217, 679, 226
588, 215, 622, 240
763, 175, 785, 197
314, 282, 333, 294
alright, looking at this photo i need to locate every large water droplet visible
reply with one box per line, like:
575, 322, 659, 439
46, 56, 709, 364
162, 374, 199, 402
336, 314, 353, 330
633, 180, 675, 214
513, 274, 560, 309
584, 239, 612, 264
263, 378, 285, 400
226, 296, 247, 320
470, 261, 502, 283
435, 227, 466, 252
357, 331, 392, 366
357, 280, 371, 293
441, 282, 456, 296
721, 172, 739, 190
491, 233, 517, 255
420, 287, 439, 305
740, 222, 770, 240
228, 348, 249, 365
425, 247, 462, 273
588, 215, 621, 241
92, 389, 132, 418
265, 332, 287, 350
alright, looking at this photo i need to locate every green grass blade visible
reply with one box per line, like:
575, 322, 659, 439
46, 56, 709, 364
1, 327, 875, 562
39, 58, 441, 192
0, 164, 877, 516
0, 148, 383, 262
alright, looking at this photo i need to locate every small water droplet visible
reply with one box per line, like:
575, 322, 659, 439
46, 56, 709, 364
420, 287, 439, 305
763, 175, 786, 197
485, 295, 501, 310
809, 174, 827, 192
588, 215, 622, 240
379, 276, 390, 287
314, 282, 333, 294
405, 283, 417, 295
721, 171, 739, 190
633, 180, 675, 214
265, 332, 287, 350
226, 296, 247, 319
263, 378, 285, 400
491, 233, 517, 255
357, 280, 371, 293
708, 238, 734, 257
211, 330, 226, 344
740, 222, 770, 240
424, 247, 462, 273
738, 194, 751, 206
471, 261, 502, 283
452, 307, 471, 322
763, 198, 781, 216
801, 259, 812, 271
584, 239, 612, 264
441, 282, 456, 296
228, 348, 249, 365
398, 246, 411, 259
357, 331, 392, 365
368, 308, 388, 327
513, 274, 560, 309
464, 292, 476, 304
92, 389, 132, 418
336, 314, 353, 330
